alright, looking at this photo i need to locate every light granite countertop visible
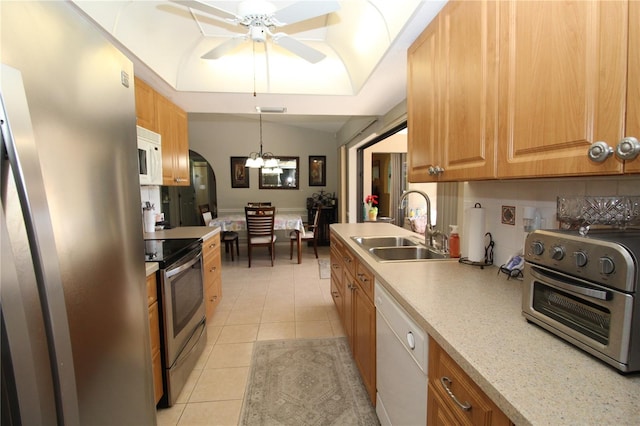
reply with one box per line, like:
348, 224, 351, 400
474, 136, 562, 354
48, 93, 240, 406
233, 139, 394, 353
331, 223, 640, 426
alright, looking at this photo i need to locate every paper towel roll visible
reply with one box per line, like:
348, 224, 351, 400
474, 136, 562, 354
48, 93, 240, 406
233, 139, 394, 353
465, 204, 486, 262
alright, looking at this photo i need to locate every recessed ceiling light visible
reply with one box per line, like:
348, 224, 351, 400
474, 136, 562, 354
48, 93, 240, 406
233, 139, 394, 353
255, 106, 287, 113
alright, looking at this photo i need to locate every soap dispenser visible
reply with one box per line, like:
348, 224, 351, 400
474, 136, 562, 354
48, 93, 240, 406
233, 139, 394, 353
449, 225, 460, 258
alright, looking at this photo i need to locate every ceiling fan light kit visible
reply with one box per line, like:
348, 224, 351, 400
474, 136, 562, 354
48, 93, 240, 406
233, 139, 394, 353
172, 0, 340, 63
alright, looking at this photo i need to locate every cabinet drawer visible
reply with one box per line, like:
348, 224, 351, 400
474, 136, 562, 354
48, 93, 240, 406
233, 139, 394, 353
204, 252, 221, 279
330, 247, 344, 279
151, 348, 163, 404
205, 279, 220, 321
428, 337, 510, 426
203, 235, 220, 259
341, 245, 356, 276
330, 277, 343, 319
148, 301, 161, 354
355, 261, 374, 302
146, 273, 157, 306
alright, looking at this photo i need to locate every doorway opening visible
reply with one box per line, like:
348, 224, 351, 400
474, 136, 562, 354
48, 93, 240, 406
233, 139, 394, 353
161, 150, 218, 227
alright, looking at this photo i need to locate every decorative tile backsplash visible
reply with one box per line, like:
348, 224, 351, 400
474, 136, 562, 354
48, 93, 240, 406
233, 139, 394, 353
462, 176, 640, 265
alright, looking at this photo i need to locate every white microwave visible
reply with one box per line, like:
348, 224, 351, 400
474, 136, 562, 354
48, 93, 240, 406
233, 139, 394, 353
137, 125, 162, 185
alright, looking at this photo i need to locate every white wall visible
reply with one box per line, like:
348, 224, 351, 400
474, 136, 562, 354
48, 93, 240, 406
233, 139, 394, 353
188, 114, 338, 215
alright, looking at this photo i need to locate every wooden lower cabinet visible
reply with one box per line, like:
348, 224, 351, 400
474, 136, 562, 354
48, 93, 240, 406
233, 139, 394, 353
203, 233, 222, 321
146, 272, 163, 405
427, 337, 511, 426
330, 233, 376, 405
351, 276, 376, 404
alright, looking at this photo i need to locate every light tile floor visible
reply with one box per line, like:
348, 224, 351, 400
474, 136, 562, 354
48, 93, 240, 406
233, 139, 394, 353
156, 243, 343, 426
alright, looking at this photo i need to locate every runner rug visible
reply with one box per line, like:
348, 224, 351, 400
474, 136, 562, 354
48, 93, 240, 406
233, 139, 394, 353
318, 259, 331, 279
239, 338, 379, 426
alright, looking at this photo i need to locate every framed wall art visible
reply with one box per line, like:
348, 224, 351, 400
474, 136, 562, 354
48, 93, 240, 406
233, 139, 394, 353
230, 157, 250, 188
309, 155, 326, 186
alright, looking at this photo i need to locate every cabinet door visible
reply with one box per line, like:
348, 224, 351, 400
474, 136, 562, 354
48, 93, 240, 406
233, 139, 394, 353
343, 270, 355, 348
497, 0, 627, 178
407, 15, 439, 182
174, 106, 190, 185
353, 285, 376, 405
157, 95, 176, 186
158, 95, 190, 186
438, 0, 498, 181
134, 77, 157, 131
624, 0, 640, 173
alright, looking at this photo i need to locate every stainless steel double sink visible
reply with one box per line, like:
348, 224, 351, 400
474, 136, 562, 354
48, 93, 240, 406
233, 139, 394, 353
351, 236, 450, 262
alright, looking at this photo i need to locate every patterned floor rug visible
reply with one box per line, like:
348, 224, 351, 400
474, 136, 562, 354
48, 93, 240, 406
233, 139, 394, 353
318, 259, 331, 279
240, 338, 379, 426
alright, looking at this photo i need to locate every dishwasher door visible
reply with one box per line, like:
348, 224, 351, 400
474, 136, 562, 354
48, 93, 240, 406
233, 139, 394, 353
375, 280, 428, 426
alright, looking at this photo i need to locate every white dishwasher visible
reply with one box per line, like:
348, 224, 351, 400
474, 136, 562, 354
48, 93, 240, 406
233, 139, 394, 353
375, 280, 428, 426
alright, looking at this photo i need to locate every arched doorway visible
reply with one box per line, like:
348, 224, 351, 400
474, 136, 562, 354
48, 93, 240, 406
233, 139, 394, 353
161, 150, 218, 227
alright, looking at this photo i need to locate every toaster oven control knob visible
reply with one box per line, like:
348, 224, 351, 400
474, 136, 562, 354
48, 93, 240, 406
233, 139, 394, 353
600, 257, 615, 275
574, 251, 588, 268
550, 246, 565, 260
532, 241, 544, 256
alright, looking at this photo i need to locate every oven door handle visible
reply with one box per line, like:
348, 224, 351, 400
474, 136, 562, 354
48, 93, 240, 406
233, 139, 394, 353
530, 267, 610, 301
165, 249, 202, 278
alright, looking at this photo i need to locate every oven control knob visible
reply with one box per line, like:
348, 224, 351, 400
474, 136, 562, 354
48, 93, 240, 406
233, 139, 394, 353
600, 257, 615, 275
532, 241, 544, 256
574, 251, 588, 268
550, 246, 565, 260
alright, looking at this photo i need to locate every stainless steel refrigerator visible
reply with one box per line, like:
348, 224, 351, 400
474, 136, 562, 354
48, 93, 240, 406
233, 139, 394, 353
1, 2, 156, 424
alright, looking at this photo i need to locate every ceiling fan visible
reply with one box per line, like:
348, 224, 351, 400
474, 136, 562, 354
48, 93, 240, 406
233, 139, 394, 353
171, 0, 341, 63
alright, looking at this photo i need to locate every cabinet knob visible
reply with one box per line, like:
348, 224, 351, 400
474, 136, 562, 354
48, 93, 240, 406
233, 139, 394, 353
428, 165, 445, 176
588, 141, 614, 162
615, 137, 640, 161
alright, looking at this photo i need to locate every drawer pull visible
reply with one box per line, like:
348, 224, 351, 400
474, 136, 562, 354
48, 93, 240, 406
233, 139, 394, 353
440, 377, 471, 411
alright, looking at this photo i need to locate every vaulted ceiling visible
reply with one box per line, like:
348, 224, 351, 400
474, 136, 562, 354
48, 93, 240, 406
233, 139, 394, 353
72, 1, 446, 133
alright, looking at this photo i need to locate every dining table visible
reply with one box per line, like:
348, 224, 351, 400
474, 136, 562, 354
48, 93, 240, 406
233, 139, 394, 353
208, 213, 307, 263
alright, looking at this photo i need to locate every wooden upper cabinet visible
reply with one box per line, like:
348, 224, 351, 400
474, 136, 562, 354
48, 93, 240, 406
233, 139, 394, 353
408, 0, 498, 182
157, 94, 190, 186
134, 77, 157, 132
624, 0, 640, 173
497, 0, 628, 178
408, 16, 439, 182
438, 0, 498, 181
134, 77, 190, 186
174, 106, 190, 184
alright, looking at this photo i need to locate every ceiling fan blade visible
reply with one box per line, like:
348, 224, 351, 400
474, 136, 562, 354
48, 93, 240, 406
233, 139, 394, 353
170, 0, 239, 21
201, 36, 247, 59
272, 1, 341, 26
272, 33, 326, 64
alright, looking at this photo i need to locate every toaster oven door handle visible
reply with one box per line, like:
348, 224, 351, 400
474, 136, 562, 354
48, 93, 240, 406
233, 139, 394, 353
530, 267, 611, 301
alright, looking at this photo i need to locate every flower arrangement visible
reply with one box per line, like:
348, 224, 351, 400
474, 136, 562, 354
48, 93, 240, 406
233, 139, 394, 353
365, 195, 379, 218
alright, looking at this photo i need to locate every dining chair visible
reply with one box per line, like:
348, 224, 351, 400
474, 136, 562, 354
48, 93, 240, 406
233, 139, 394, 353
289, 207, 320, 264
247, 202, 272, 207
244, 206, 277, 267
222, 231, 239, 262
198, 204, 210, 225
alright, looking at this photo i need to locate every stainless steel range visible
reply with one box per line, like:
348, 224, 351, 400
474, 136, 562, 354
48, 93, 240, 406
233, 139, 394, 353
522, 229, 640, 373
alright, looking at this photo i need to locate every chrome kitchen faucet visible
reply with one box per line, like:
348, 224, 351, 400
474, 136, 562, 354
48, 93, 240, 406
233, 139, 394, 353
398, 190, 439, 249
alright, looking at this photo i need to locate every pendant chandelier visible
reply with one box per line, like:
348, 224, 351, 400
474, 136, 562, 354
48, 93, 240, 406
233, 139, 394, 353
245, 114, 279, 168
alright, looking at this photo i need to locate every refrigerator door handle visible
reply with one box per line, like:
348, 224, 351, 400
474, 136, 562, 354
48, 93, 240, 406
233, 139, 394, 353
1, 64, 80, 426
